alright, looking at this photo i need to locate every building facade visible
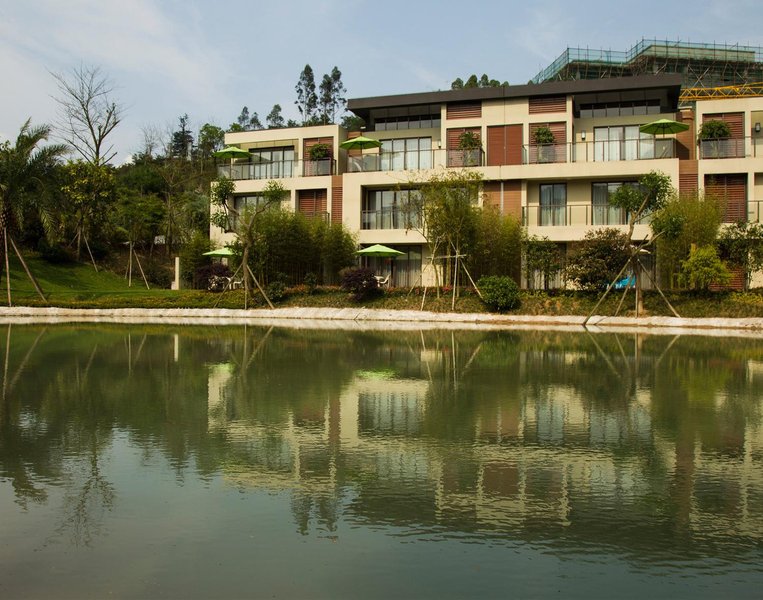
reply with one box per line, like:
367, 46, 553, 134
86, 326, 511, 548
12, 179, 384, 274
211, 73, 763, 288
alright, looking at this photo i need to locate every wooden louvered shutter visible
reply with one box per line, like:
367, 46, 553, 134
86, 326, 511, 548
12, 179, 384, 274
704, 113, 744, 139
529, 122, 567, 145
705, 174, 746, 222
331, 178, 343, 223
679, 160, 698, 194
447, 101, 482, 119
529, 96, 566, 114
487, 125, 522, 166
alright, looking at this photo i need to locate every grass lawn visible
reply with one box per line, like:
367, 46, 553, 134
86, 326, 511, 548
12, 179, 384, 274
5, 254, 763, 318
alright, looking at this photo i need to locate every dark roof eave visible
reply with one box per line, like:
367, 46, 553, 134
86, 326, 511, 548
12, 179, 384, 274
347, 74, 683, 118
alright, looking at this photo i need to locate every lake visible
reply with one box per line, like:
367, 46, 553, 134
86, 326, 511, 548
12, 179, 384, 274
1, 324, 762, 598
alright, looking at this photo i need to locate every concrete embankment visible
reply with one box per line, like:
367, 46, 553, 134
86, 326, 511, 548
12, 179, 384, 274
1, 306, 763, 337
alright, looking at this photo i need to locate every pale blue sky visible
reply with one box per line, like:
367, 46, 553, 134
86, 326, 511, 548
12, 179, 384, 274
1, 0, 762, 162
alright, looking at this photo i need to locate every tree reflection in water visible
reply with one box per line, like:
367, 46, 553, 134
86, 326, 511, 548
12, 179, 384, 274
0, 323, 761, 564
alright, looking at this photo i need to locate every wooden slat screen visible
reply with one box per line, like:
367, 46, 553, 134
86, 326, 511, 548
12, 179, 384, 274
529, 122, 567, 145
446, 101, 482, 119
710, 266, 745, 291
676, 109, 695, 160
446, 127, 480, 150
705, 174, 746, 222
303, 137, 334, 157
331, 183, 343, 224
482, 180, 521, 218
679, 159, 698, 194
529, 96, 566, 114
487, 125, 522, 166
297, 189, 328, 216
703, 113, 744, 139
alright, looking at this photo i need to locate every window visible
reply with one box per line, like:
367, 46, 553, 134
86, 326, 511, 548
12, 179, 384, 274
374, 114, 441, 131
362, 189, 421, 230
539, 184, 566, 226
594, 126, 654, 161
380, 138, 432, 171
578, 99, 660, 118
248, 147, 295, 179
591, 182, 636, 225
228, 194, 269, 229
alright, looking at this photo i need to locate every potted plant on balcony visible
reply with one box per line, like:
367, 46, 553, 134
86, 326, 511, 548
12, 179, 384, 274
698, 119, 731, 158
457, 131, 482, 166
307, 143, 332, 175
533, 126, 555, 163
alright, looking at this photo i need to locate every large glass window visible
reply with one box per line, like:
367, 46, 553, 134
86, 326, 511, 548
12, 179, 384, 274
362, 189, 421, 230
379, 138, 432, 171
591, 182, 636, 225
228, 194, 270, 229
594, 127, 654, 161
249, 147, 295, 179
539, 184, 567, 226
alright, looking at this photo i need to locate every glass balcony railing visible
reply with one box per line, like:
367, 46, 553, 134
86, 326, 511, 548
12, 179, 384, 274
217, 158, 336, 180
361, 208, 420, 230
346, 148, 483, 173
522, 205, 646, 227
699, 138, 745, 159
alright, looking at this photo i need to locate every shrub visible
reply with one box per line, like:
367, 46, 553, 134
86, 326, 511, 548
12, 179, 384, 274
141, 258, 172, 288
679, 246, 731, 290
566, 228, 631, 291
265, 280, 286, 302
340, 266, 380, 301
478, 275, 521, 312
698, 119, 731, 140
304, 272, 318, 293
38, 239, 74, 264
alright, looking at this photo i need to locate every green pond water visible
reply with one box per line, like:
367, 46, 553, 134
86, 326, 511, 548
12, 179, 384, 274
0, 324, 762, 599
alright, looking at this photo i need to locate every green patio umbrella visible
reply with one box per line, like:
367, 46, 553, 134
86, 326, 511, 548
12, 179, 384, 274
203, 247, 235, 257
213, 146, 251, 160
339, 136, 382, 151
639, 119, 689, 136
355, 244, 404, 257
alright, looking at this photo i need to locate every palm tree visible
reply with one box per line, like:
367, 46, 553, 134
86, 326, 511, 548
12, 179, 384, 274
0, 119, 68, 305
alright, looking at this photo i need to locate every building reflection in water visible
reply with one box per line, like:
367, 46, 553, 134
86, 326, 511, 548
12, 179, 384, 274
203, 328, 763, 558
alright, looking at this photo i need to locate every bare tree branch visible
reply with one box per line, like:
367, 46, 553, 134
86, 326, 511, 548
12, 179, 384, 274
51, 65, 124, 165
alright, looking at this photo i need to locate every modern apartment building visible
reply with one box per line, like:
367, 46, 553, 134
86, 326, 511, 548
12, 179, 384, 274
211, 73, 763, 288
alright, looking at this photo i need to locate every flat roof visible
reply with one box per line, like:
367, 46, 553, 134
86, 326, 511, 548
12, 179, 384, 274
347, 74, 683, 119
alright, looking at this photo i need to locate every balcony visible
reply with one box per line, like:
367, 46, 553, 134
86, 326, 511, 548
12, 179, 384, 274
345, 148, 483, 173
524, 143, 568, 164
699, 138, 746, 159
361, 208, 420, 230
217, 158, 336, 180
522, 204, 640, 227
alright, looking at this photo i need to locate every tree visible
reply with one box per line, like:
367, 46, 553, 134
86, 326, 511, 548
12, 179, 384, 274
211, 177, 288, 307
59, 161, 117, 264
340, 114, 365, 131
469, 206, 522, 282
229, 106, 263, 132
0, 120, 68, 303
405, 169, 481, 299
718, 221, 763, 289
451, 74, 508, 89
566, 228, 631, 292
523, 235, 563, 290
318, 67, 347, 125
651, 192, 723, 288
295, 65, 318, 125
679, 245, 731, 290
52, 65, 123, 165
266, 104, 285, 129
197, 123, 225, 159
170, 114, 194, 159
